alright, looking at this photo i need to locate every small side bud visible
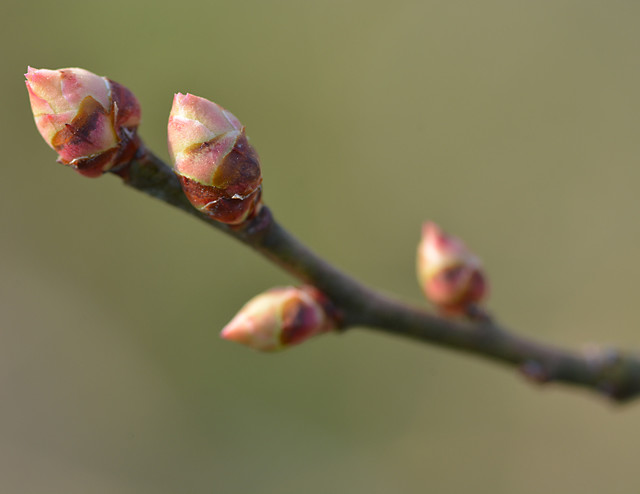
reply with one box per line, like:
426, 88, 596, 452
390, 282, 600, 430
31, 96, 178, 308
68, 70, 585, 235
519, 360, 550, 384
417, 222, 488, 315
168, 93, 262, 225
221, 286, 336, 352
25, 67, 141, 177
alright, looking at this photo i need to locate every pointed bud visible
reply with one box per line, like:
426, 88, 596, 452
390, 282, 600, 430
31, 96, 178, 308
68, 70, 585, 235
221, 286, 337, 352
168, 93, 262, 225
25, 67, 141, 177
417, 222, 488, 314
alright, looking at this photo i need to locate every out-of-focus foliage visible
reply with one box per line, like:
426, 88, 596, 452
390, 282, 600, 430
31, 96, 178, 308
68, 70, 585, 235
3, 1, 640, 492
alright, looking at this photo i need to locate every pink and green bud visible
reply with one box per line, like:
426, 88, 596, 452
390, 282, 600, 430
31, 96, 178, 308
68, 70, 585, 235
221, 286, 336, 352
25, 67, 141, 177
417, 222, 488, 314
168, 93, 262, 225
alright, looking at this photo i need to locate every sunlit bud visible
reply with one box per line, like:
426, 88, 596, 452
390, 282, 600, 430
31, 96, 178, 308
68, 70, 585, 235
417, 222, 488, 314
25, 67, 141, 177
221, 286, 337, 352
168, 93, 262, 225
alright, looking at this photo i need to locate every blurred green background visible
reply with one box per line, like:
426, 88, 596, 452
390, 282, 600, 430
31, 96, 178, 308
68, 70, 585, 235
3, 0, 640, 492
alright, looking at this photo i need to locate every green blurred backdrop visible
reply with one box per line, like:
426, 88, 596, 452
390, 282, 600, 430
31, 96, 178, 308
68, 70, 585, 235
3, 0, 640, 492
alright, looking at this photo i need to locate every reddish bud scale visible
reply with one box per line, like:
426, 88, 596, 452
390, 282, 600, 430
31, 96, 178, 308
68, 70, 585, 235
178, 176, 263, 224
279, 293, 322, 345
25, 67, 141, 177
279, 286, 340, 345
427, 265, 487, 309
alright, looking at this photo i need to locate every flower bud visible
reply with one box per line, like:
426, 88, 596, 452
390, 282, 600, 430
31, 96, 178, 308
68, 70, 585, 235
25, 67, 141, 177
417, 222, 488, 314
221, 286, 336, 352
168, 93, 262, 225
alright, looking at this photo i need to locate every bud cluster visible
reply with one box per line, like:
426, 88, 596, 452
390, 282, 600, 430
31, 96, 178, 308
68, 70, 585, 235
26, 67, 264, 225
26, 66, 493, 357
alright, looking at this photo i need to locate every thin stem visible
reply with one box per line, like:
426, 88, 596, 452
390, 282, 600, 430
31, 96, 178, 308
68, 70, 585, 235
121, 148, 640, 403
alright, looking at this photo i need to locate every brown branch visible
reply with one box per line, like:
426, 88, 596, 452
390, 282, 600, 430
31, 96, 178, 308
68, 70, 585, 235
120, 147, 640, 404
